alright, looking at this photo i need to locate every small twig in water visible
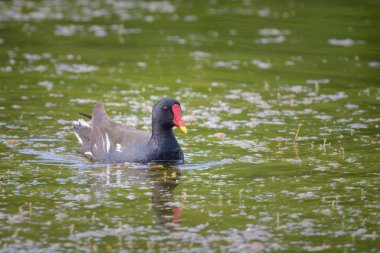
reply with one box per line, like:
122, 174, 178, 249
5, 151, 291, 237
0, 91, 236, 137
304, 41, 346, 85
69, 224, 75, 236
276, 213, 280, 227
293, 121, 302, 143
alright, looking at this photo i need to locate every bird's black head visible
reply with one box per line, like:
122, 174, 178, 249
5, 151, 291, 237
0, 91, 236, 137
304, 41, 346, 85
152, 97, 187, 133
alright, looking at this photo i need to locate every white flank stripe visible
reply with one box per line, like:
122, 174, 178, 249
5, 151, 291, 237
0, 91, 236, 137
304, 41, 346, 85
74, 131, 83, 144
105, 133, 110, 152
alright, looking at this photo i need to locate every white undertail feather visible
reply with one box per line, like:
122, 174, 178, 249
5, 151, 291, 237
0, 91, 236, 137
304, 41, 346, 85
78, 119, 90, 127
84, 151, 93, 158
73, 119, 90, 127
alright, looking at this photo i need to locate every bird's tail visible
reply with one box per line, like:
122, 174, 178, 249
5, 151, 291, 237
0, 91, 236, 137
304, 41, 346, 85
78, 112, 92, 119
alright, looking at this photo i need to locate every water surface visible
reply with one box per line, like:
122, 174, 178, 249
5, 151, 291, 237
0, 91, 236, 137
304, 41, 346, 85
0, 0, 379, 252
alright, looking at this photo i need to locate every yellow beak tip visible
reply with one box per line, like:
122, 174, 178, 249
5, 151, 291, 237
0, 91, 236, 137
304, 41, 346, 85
179, 126, 187, 134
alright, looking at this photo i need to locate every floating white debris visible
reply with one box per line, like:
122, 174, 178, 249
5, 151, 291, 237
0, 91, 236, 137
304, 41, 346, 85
314, 166, 328, 171
55, 25, 82, 36
297, 192, 317, 199
143, 1, 175, 13
8, 214, 24, 224
55, 213, 68, 220
23, 53, 51, 62
329, 162, 341, 168
238, 155, 254, 163
70, 98, 97, 104
306, 79, 330, 84
213, 60, 240, 70
257, 7, 271, 17
351, 110, 365, 115
210, 81, 226, 87
184, 15, 197, 22
56, 63, 98, 74
345, 103, 359, 109
224, 139, 270, 152
337, 118, 353, 123
110, 25, 142, 35
137, 62, 147, 68
45, 102, 56, 107
221, 120, 239, 130
361, 117, 380, 122
349, 123, 368, 129
55, 119, 71, 125
285, 85, 310, 93
353, 228, 367, 236
303, 245, 331, 252
1, 66, 12, 72
241, 92, 271, 109
106, 102, 127, 107
189, 51, 210, 61
182, 114, 196, 122
285, 60, 295, 66
258, 28, 291, 36
166, 35, 186, 44
252, 59, 271, 69
73, 194, 91, 201
368, 61, 380, 68
210, 132, 226, 140
314, 114, 332, 120
89, 25, 107, 37
281, 190, 295, 195
229, 108, 243, 114
320, 92, 348, 101
214, 181, 227, 186
38, 80, 54, 91
225, 94, 240, 99
328, 38, 365, 47
49, 93, 64, 98
255, 36, 286, 44
126, 193, 136, 200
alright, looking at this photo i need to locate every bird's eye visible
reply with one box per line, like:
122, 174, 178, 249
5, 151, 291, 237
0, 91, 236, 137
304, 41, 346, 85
163, 106, 169, 111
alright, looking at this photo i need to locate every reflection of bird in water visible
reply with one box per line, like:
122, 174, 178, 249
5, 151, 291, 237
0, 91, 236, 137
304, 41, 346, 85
91, 164, 184, 226
147, 166, 183, 226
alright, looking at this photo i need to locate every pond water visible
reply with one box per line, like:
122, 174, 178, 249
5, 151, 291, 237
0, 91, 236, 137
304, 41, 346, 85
0, 0, 379, 252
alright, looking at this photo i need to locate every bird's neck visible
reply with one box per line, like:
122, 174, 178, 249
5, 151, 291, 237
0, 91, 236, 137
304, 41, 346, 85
150, 124, 177, 147
149, 122, 181, 162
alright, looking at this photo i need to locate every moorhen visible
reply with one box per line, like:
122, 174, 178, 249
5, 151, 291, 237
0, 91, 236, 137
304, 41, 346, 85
73, 97, 187, 163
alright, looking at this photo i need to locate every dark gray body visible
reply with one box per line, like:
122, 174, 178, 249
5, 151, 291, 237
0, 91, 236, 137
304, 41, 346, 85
73, 100, 184, 164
